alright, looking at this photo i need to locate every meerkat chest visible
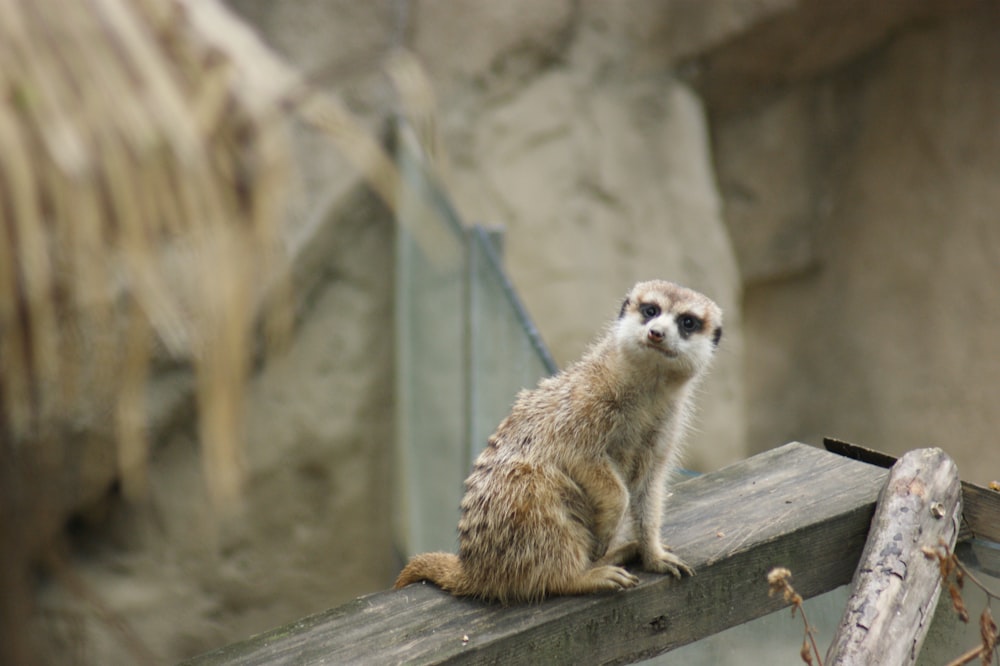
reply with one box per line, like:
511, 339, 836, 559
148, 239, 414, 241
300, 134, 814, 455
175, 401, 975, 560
604, 417, 674, 487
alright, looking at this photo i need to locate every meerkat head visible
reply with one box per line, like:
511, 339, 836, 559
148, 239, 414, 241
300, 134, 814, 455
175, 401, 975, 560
615, 280, 722, 378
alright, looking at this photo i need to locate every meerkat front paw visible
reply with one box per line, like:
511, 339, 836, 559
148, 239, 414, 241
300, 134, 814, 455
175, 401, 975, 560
642, 545, 694, 579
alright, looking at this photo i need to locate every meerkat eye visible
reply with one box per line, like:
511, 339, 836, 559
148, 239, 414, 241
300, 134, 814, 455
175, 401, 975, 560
639, 303, 660, 320
677, 314, 704, 338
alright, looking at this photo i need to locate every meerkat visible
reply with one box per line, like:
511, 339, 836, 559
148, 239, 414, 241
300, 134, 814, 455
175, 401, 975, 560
394, 279, 722, 603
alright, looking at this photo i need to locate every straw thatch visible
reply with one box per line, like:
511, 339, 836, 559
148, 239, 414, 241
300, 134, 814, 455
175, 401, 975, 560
0, 1, 446, 660
0, 1, 303, 659
0, 0, 301, 507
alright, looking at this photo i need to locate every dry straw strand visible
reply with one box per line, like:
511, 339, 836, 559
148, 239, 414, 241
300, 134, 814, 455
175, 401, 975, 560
0, 0, 296, 508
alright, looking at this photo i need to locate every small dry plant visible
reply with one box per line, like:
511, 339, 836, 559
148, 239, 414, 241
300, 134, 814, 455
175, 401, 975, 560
921, 541, 999, 666
769, 549, 1000, 666
767, 567, 824, 666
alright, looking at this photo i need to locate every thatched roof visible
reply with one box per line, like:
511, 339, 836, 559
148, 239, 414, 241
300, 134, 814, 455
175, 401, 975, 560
0, 0, 303, 507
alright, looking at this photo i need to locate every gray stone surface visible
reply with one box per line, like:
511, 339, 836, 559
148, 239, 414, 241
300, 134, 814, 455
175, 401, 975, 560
734, 3, 1000, 483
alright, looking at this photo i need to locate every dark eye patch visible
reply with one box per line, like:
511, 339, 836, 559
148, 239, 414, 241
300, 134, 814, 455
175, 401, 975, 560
639, 303, 661, 321
676, 313, 704, 338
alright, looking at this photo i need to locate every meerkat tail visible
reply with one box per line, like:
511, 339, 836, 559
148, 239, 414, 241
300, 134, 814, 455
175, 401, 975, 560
394, 552, 466, 593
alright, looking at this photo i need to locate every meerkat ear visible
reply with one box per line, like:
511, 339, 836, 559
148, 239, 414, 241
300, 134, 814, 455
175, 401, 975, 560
618, 297, 631, 319
712, 327, 723, 347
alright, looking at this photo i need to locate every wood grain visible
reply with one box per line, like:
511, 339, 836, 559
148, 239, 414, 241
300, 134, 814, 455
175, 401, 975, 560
184, 443, 888, 666
825, 448, 962, 665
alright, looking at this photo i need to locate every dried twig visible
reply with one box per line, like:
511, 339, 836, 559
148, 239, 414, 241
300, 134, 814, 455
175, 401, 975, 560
922, 541, 1000, 666
768, 567, 824, 666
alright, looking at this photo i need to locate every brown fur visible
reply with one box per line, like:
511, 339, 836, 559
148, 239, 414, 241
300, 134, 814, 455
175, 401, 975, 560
394, 280, 722, 603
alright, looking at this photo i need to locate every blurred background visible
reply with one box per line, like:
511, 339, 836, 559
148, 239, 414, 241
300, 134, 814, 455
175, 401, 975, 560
2, 0, 998, 663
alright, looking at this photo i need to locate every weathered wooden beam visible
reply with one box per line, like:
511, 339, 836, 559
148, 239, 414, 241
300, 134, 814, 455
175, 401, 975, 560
183, 442, 889, 666
962, 483, 1000, 545
825, 437, 1000, 543
825, 448, 962, 665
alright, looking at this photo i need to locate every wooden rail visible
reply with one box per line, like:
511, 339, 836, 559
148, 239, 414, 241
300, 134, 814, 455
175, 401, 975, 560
182, 442, 1000, 665
183, 443, 891, 665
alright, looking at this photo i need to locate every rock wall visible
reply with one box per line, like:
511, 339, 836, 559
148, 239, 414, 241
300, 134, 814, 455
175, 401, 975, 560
32, 0, 1000, 663
708, 1, 1000, 484
436, 10, 745, 472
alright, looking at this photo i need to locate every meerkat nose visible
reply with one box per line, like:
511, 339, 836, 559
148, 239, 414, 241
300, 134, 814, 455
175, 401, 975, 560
648, 329, 664, 342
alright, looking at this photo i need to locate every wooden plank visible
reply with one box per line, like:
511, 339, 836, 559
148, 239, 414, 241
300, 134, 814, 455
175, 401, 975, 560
958, 484, 1000, 545
825, 448, 962, 665
183, 443, 888, 666
823, 438, 898, 469
825, 437, 1000, 544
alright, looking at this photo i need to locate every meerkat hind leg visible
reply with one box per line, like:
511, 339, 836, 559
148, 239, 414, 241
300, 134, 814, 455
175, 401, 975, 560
600, 541, 694, 577
597, 540, 641, 566
552, 564, 639, 595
